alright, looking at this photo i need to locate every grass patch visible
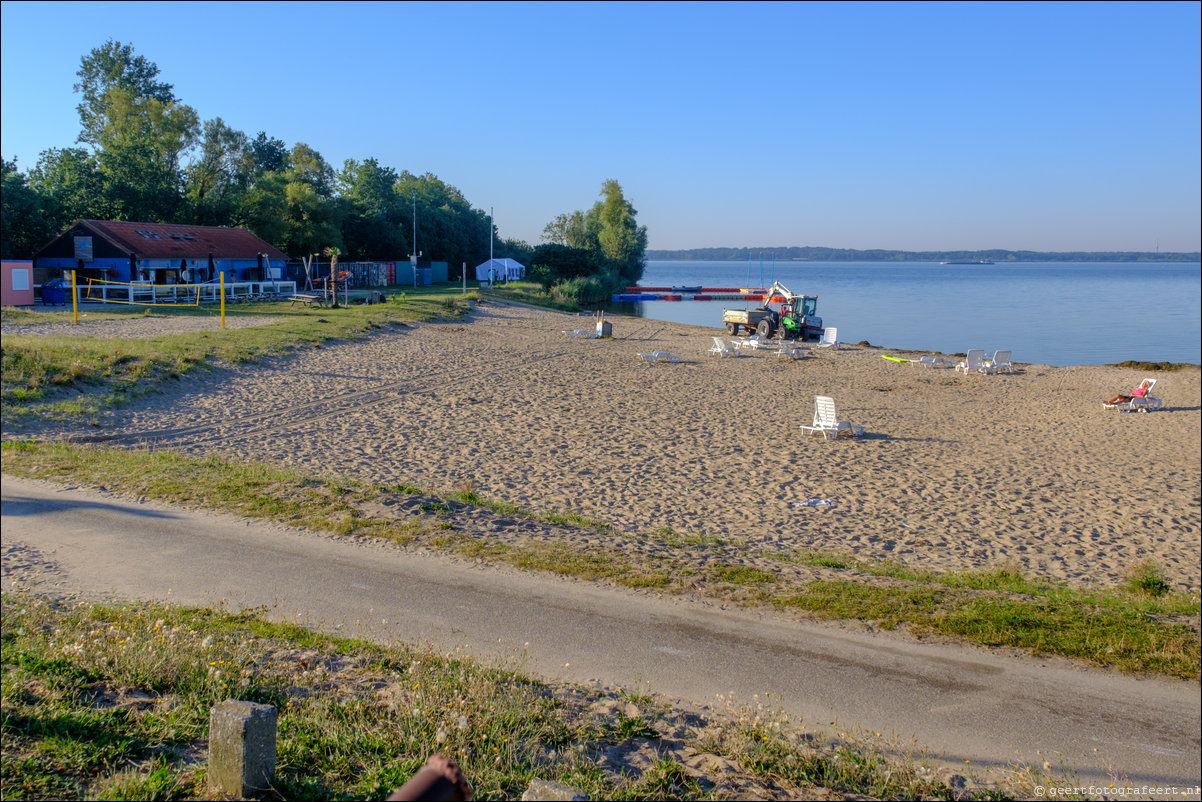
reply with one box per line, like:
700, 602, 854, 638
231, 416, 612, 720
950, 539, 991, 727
2, 593, 1033, 801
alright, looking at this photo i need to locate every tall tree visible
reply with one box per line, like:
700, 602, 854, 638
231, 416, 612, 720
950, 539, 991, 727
590, 179, 647, 285
184, 117, 251, 226
26, 147, 107, 227
74, 40, 176, 147
280, 143, 342, 257
338, 158, 407, 259
1, 159, 58, 257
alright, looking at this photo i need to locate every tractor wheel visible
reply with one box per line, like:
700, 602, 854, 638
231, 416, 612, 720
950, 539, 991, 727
726, 322, 739, 336
756, 319, 773, 338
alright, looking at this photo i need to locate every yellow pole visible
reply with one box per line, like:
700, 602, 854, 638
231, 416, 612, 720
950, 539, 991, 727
71, 270, 78, 325
220, 271, 226, 329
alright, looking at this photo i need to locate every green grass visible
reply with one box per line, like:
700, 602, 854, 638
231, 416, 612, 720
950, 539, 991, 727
1, 593, 1031, 801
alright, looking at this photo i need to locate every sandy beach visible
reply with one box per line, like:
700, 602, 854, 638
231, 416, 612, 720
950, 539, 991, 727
12, 301, 1201, 591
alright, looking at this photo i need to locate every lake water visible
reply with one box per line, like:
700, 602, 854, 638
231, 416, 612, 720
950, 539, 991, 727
622, 260, 1201, 367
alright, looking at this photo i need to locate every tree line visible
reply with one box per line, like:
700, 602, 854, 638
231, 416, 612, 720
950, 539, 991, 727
1, 39, 648, 291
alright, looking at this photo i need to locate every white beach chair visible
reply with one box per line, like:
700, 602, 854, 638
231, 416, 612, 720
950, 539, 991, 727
915, 355, 951, 369
986, 350, 1013, 373
637, 351, 681, 365
775, 345, 806, 361
709, 336, 738, 358
800, 396, 865, 440
956, 349, 989, 374
1121, 378, 1163, 412
815, 327, 839, 350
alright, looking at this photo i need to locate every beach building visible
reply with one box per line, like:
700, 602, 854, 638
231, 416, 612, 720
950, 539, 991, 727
32, 220, 288, 288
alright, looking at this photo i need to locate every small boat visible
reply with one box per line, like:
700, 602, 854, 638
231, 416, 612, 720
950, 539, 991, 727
671, 285, 703, 293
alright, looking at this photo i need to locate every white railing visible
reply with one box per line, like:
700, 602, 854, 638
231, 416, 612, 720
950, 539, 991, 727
75, 281, 298, 305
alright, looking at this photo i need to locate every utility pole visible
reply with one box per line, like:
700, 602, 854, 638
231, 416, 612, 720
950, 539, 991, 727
412, 189, 418, 289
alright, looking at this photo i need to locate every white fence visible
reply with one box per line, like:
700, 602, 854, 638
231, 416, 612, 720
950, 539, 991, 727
76, 280, 298, 305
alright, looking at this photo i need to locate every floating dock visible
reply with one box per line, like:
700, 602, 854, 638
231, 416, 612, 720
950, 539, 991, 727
612, 287, 789, 303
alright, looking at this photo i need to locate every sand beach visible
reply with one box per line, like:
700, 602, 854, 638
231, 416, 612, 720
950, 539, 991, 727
13, 300, 1201, 592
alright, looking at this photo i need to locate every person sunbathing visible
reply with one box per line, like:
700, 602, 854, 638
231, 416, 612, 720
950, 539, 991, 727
1104, 378, 1151, 407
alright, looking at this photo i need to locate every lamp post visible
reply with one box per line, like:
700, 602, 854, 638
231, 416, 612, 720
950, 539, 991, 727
412, 189, 418, 289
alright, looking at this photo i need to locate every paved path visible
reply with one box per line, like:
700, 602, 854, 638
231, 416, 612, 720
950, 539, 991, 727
2, 474, 1198, 791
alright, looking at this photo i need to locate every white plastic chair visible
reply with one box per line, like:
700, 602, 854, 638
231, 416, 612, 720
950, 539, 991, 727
956, 349, 989, 374
815, 327, 839, 350
708, 337, 738, 358
800, 396, 865, 440
915, 356, 951, 369
987, 350, 1013, 373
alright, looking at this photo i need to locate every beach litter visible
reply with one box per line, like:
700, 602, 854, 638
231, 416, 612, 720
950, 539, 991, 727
792, 499, 837, 507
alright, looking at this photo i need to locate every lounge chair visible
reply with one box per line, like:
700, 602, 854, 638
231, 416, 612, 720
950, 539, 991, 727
986, 350, 1013, 373
955, 349, 989, 374
775, 345, 806, 360
735, 336, 772, 351
915, 355, 951, 368
637, 351, 681, 365
1121, 378, 1163, 412
563, 329, 597, 340
800, 396, 865, 440
708, 337, 738, 358
815, 327, 839, 350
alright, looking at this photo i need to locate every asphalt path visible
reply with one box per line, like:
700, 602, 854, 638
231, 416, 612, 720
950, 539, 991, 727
2, 474, 1199, 791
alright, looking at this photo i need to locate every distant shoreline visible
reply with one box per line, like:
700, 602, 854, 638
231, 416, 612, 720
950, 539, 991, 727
646, 249, 1201, 263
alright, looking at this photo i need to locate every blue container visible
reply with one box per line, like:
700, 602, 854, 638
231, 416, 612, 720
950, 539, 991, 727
41, 279, 68, 306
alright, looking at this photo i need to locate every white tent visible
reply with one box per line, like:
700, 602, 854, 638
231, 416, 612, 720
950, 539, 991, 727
474, 258, 525, 282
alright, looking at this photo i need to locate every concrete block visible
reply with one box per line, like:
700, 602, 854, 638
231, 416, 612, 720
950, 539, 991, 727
521, 778, 590, 801
208, 699, 277, 796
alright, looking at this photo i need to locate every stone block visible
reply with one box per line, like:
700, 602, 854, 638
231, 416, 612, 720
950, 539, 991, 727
208, 699, 277, 796
520, 778, 589, 801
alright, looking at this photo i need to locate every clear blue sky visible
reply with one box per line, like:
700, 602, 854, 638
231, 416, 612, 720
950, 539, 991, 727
2, 0, 1199, 252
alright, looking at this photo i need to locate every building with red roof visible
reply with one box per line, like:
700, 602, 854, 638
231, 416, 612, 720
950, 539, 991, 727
33, 220, 288, 286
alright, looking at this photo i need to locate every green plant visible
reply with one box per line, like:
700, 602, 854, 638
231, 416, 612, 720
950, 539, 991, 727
1124, 560, 1171, 597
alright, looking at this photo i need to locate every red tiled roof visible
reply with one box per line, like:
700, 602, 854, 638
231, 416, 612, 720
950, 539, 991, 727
78, 220, 288, 260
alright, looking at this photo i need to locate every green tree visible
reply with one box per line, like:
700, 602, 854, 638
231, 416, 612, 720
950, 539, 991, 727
590, 179, 646, 285
185, 117, 251, 226
74, 40, 175, 148
280, 143, 342, 257
1, 159, 58, 257
92, 85, 199, 222
27, 147, 107, 227
528, 243, 598, 283
338, 158, 408, 260
541, 210, 588, 248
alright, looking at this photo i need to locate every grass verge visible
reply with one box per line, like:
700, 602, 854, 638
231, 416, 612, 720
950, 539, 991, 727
2, 592, 1041, 800
3, 441, 1198, 680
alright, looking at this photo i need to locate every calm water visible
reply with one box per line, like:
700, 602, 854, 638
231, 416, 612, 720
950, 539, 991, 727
623, 261, 1201, 366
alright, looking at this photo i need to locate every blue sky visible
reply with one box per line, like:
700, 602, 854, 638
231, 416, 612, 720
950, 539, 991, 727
2, 1, 1199, 252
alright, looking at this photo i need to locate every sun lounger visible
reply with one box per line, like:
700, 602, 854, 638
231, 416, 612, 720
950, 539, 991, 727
708, 337, 738, 358
1120, 378, 1163, 412
815, 327, 839, 350
956, 349, 989, 374
637, 351, 682, 365
800, 396, 864, 440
